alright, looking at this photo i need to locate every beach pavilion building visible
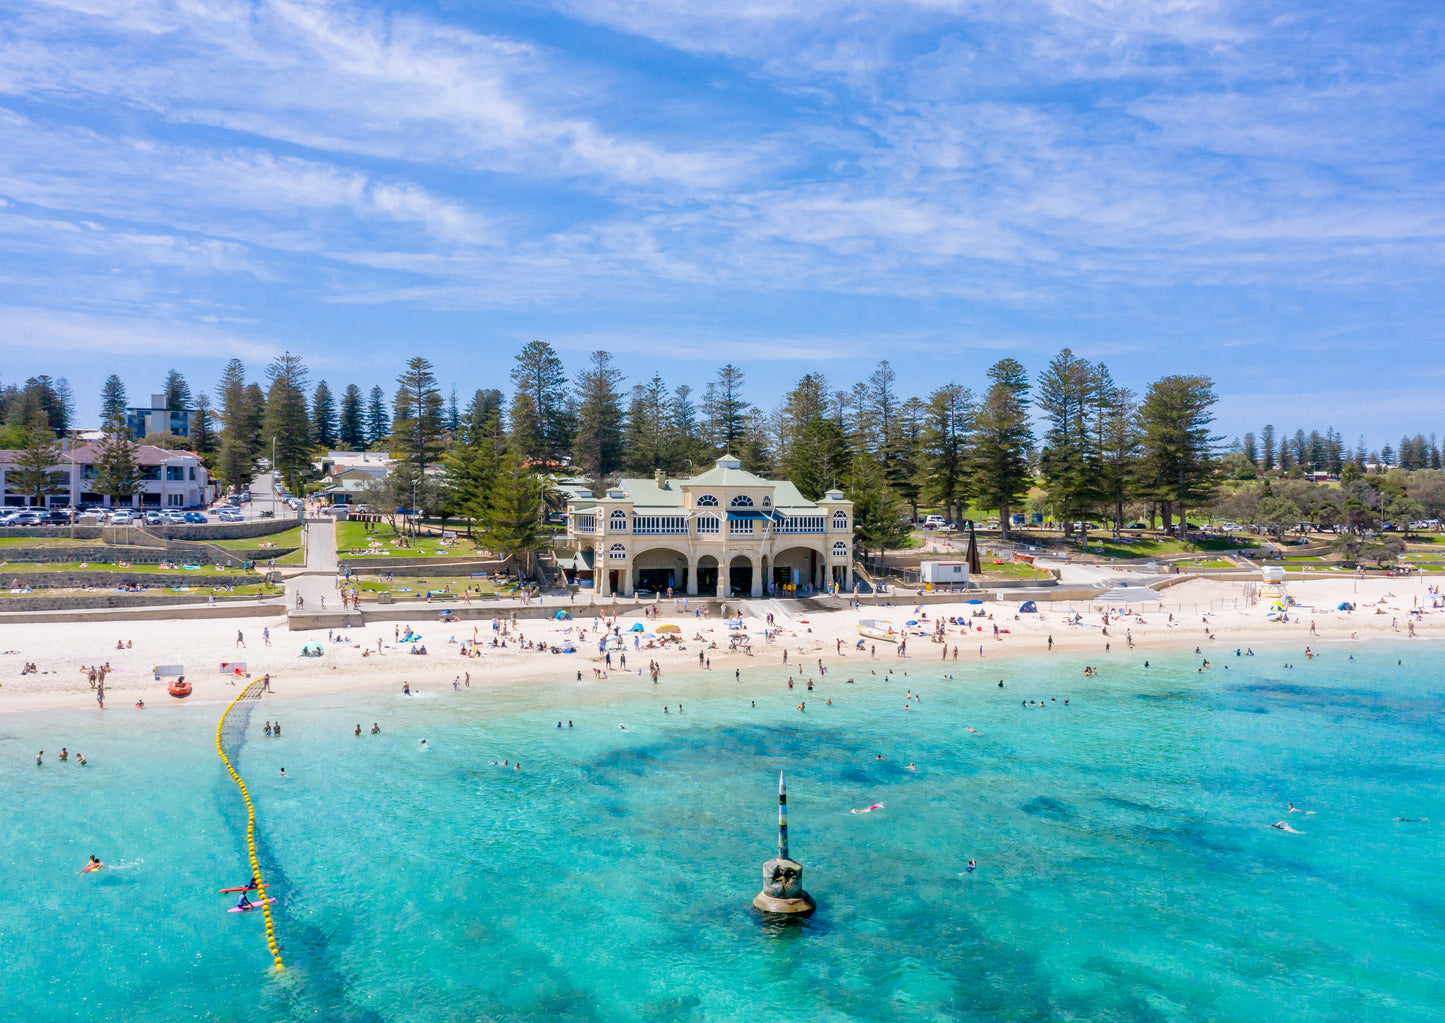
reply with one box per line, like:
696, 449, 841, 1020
564, 455, 854, 598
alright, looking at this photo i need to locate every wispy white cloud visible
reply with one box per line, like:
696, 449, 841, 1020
0, 306, 278, 360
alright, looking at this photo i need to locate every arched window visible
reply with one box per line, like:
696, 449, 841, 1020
832, 510, 848, 531
730, 494, 754, 508
609, 543, 627, 560
609, 509, 628, 532
695, 494, 718, 507
762, 496, 771, 508
832, 541, 848, 557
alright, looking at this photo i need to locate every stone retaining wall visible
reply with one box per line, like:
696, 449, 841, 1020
5, 570, 263, 590
0, 545, 297, 567
0, 592, 269, 612
103, 515, 301, 543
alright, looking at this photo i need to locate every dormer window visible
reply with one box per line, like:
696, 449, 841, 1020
730, 495, 754, 508
696, 494, 719, 507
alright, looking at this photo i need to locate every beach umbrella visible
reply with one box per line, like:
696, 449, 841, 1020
965, 599, 983, 605
966, 524, 982, 575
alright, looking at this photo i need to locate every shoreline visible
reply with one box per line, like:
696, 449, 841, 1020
1, 575, 1437, 716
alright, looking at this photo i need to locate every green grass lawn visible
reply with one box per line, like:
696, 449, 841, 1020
349, 576, 512, 599
0, 536, 96, 549
1, 561, 251, 577
975, 560, 1053, 579
210, 526, 306, 550
336, 520, 479, 558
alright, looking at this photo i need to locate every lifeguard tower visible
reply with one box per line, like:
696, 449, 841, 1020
1259, 565, 1291, 619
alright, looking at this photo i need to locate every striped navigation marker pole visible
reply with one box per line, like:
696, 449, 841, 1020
753, 770, 816, 917
777, 770, 789, 861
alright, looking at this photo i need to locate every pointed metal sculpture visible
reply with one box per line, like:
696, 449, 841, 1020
753, 771, 816, 916
966, 523, 982, 576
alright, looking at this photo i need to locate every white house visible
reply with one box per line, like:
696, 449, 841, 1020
565, 455, 854, 598
0, 442, 214, 509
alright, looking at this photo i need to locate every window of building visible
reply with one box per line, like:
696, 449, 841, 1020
695, 494, 718, 507
833, 541, 848, 557
730, 495, 754, 508
762, 496, 771, 508
729, 518, 754, 535
609, 543, 627, 560
166, 466, 185, 481
189, 467, 196, 481
609, 510, 629, 532
697, 516, 719, 534
168, 493, 185, 507
574, 514, 596, 533
832, 510, 849, 531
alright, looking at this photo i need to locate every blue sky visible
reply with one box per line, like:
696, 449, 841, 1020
1, 0, 1441, 444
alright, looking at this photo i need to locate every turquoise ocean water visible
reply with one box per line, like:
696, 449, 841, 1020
3, 643, 1444, 1022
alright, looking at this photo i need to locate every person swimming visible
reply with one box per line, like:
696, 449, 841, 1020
1288, 803, 1315, 815
1271, 821, 1302, 833
966, 859, 976, 873
80, 855, 104, 873
850, 803, 884, 814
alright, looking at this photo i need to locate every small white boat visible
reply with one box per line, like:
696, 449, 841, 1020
857, 619, 899, 643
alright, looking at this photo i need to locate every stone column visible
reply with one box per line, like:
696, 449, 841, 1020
621, 556, 634, 598
686, 554, 699, 596
750, 553, 764, 598
595, 545, 609, 597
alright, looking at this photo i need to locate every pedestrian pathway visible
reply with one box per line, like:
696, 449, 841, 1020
285, 518, 353, 624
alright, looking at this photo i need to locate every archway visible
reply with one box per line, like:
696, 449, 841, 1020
696, 555, 719, 595
632, 547, 688, 595
772, 545, 819, 594
728, 555, 753, 598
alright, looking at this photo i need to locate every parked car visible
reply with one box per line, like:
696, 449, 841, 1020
109, 510, 135, 524
217, 508, 243, 521
922, 515, 948, 529
259, 509, 275, 518
183, 512, 207, 524
143, 512, 165, 526
7, 511, 45, 527
1126, 522, 1147, 529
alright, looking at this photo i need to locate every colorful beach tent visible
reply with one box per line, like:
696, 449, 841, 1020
300, 642, 322, 657
1018, 600, 1038, 613
553, 611, 572, 620
1337, 602, 1355, 611
628, 622, 645, 631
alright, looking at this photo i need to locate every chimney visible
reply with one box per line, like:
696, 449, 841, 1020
655, 470, 667, 489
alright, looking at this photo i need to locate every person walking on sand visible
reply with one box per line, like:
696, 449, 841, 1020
263, 627, 271, 646
237, 630, 245, 648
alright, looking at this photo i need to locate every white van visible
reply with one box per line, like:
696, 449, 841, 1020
922, 515, 948, 529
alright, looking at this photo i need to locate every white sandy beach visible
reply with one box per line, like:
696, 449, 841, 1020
1, 573, 1440, 715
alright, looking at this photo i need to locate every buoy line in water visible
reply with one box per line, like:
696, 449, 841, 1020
216, 679, 285, 971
